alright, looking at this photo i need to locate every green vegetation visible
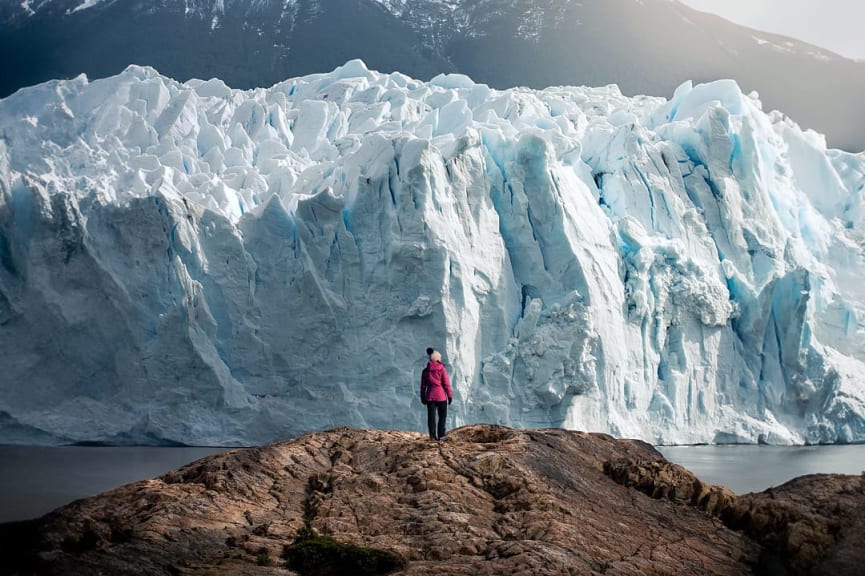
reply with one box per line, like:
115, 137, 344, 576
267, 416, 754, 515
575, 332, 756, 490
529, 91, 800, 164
256, 547, 273, 567
282, 524, 406, 576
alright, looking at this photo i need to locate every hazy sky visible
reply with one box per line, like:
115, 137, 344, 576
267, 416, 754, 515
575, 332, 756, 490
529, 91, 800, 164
678, 0, 865, 61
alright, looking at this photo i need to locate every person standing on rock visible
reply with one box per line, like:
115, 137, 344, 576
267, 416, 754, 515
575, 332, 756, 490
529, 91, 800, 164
420, 347, 453, 441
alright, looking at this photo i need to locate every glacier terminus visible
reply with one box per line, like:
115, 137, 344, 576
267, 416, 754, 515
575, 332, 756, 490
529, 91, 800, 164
0, 61, 863, 446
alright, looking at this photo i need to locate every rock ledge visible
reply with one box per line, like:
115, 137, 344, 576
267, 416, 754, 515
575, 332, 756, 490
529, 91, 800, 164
2, 425, 863, 575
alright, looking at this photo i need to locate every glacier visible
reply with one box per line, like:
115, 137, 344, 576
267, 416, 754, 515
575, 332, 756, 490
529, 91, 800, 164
1, 60, 864, 446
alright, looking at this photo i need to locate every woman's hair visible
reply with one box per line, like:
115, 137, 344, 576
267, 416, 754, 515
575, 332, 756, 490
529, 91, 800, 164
430, 350, 442, 362
426, 347, 434, 356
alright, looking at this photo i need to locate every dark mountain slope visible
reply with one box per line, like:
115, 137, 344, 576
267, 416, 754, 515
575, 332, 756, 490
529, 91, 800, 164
0, 0, 453, 95
1, 0, 863, 150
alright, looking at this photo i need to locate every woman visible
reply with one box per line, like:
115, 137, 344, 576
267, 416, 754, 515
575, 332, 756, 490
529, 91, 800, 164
420, 348, 453, 441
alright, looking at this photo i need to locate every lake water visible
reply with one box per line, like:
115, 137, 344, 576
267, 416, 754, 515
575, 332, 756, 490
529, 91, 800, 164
658, 444, 865, 494
0, 446, 223, 523
1, 443, 863, 523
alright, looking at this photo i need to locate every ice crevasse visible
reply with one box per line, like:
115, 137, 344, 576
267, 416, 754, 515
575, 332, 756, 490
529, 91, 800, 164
1, 60, 864, 445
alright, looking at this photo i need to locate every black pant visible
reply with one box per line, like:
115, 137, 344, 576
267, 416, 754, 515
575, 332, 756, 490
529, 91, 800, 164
427, 401, 448, 440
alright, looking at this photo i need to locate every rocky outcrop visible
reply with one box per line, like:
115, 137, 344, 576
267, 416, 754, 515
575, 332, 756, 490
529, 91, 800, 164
603, 455, 865, 575
723, 474, 865, 575
1, 425, 863, 575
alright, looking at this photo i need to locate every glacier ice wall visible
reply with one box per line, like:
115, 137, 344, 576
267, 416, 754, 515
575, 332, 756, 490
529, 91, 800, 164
1, 61, 864, 445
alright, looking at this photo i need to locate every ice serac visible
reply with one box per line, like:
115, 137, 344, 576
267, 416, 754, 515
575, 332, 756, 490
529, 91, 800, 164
0, 61, 863, 446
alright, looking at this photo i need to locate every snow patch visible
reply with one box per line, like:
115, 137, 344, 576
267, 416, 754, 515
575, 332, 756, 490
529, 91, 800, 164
68, 0, 111, 14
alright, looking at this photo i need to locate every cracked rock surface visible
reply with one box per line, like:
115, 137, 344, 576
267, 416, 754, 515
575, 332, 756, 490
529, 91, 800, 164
2, 425, 863, 575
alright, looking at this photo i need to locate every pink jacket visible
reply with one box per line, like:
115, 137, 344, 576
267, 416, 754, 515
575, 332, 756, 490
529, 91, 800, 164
421, 361, 452, 402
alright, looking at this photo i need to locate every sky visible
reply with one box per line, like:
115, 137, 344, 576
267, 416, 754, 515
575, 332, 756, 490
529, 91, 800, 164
678, 0, 865, 61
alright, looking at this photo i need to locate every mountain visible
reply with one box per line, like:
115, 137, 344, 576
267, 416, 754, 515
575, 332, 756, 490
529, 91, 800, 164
1, 61, 864, 446
1, 0, 864, 151
4, 426, 864, 575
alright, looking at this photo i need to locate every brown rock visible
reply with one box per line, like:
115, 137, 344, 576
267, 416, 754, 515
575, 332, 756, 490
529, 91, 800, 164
0, 425, 862, 575
720, 473, 865, 575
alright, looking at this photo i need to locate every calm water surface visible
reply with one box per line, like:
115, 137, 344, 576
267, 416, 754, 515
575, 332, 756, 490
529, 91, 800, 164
658, 444, 865, 494
0, 446, 223, 523
1, 443, 864, 523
